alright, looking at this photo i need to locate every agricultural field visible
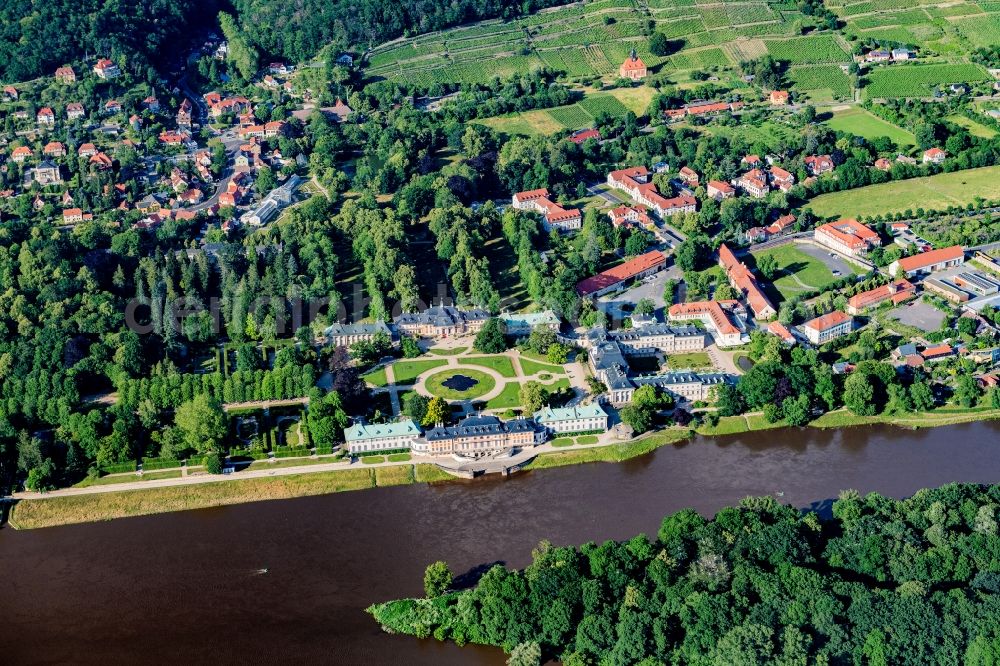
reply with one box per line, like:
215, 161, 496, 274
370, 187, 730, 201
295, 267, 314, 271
863, 63, 990, 99
806, 165, 1000, 219
475, 88, 649, 135
364, 0, 826, 86
764, 34, 850, 64
823, 106, 915, 145
787, 65, 853, 101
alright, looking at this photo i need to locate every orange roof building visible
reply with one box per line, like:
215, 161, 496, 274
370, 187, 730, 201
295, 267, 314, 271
668, 300, 744, 347
718, 243, 776, 320
511, 187, 582, 232
577, 250, 666, 297
846, 279, 916, 315
889, 245, 965, 278
814, 219, 881, 257
619, 49, 647, 80
802, 311, 853, 345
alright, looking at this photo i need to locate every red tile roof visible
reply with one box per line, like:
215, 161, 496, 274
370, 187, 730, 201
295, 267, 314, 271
577, 251, 666, 296
803, 310, 851, 332
895, 245, 964, 272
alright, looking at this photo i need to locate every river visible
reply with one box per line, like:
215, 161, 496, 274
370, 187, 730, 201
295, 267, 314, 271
2, 420, 1000, 664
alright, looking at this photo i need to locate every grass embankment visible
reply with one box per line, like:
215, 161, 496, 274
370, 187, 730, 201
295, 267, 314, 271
525, 430, 690, 470
9, 464, 457, 530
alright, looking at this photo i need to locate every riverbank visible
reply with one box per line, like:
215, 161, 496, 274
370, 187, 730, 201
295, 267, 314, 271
9, 405, 1000, 530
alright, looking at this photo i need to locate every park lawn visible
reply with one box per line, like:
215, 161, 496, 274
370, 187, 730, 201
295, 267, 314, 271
576, 435, 600, 444
361, 366, 388, 387
551, 438, 576, 447
73, 469, 184, 488
463, 355, 517, 378
485, 381, 522, 409
391, 359, 447, 384
807, 165, 1000, 219
424, 368, 497, 400
665, 351, 712, 369
519, 357, 566, 376
362, 455, 386, 464
696, 415, 751, 436
751, 244, 861, 300
946, 114, 997, 138
387, 453, 412, 462
824, 107, 915, 145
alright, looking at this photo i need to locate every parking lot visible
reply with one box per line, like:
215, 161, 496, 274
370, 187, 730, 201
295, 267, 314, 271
597, 264, 684, 324
888, 299, 947, 333
795, 242, 859, 277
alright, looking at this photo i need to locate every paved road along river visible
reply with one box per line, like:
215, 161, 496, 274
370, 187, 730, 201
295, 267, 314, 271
3, 420, 1000, 664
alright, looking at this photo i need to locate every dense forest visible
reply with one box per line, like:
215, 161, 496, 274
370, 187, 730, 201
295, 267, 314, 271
371, 483, 1000, 665
229, 0, 573, 63
0, 0, 222, 82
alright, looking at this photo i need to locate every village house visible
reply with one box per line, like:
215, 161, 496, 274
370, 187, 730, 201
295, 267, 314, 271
36, 107, 55, 126
137, 195, 161, 214
55, 66, 76, 83
2, 85, 17, 101
43, 141, 65, 158
569, 128, 600, 144
93, 58, 121, 80
801, 311, 853, 345
104, 100, 122, 115
207, 94, 250, 118
66, 102, 85, 120
846, 279, 916, 315
535, 404, 609, 435
89, 152, 114, 170
769, 166, 795, 192
11, 146, 33, 163
159, 131, 189, 146
143, 96, 160, 112
511, 188, 582, 232
678, 166, 699, 187
577, 250, 667, 297
707, 180, 735, 201
344, 419, 421, 455
769, 90, 789, 105
768, 321, 796, 345
805, 154, 834, 175
177, 99, 193, 128
814, 219, 881, 258
923, 147, 947, 164
62, 208, 92, 224
865, 49, 891, 63
874, 158, 893, 171
888, 245, 965, 278
78, 143, 97, 158
619, 49, 647, 80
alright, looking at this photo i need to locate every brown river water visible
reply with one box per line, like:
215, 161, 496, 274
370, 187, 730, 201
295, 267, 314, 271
2, 421, 1000, 665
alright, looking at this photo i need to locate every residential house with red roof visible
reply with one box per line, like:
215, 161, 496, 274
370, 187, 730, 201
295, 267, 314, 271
66, 102, 85, 120
55, 66, 76, 83
678, 166, 699, 187
707, 180, 735, 201
607, 166, 696, 217
93, 58, 121, 80
923, 148, 947, 164
805, 154, 834, 175
43, 141, 65, 158
3, 85, 18, 101
11, 146, 33, 163
736, 168, 769, 198
767, 321, 796, 345
569, 129, 600, 144
607, 205, 652, 229
36, 107, 55, 126
769, 90, 789, 105
78, 143, 97, 158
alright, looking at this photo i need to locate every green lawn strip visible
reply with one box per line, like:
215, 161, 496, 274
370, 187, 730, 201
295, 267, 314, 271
462, 355, 517, 377
576, 435, 600, 444
374, 465, 414, 487
695, 415, 751, 436
428, 347, 468, 356
526, 429, 689, 470
73, 469, 184, 488
362, 455, 386, 464
551, 437, 577, 447
519, 357, 566, 376
387, 453, 412, 462
362, 366, 388, 387
391, 359, 448, 384
10, 469, 379, 529
424, 368, 497, 400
